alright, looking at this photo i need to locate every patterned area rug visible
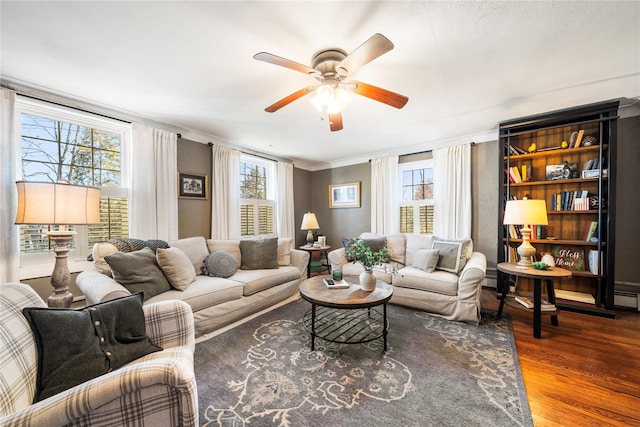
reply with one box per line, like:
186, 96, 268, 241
195, 298, 532, 427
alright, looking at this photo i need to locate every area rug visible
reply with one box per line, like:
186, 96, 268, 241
195, 299, 532, 427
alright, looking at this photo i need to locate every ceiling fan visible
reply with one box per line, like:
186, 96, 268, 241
254, 33, 409, 132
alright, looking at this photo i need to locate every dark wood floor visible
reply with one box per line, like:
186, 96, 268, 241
481, 288, 640, 427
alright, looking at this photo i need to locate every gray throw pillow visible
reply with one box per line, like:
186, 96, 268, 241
204, 251, 238, 278
431, 237, 473, 274
411, 249, 440, 273
105, 247, 171, 301
22, 293, 161, 402
239, 237, 278, 269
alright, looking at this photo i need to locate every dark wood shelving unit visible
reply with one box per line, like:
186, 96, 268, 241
498, 100, 619, 318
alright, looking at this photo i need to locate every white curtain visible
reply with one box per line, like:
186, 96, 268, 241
276, 161, 295, 240
211, 145, 241, 239
130, 124, 178, 241
433, 144, 472, 239
371, 156, 399, 235
0, 88, 19, 283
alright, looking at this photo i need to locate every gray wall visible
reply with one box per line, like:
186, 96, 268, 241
177, 138, 211, 238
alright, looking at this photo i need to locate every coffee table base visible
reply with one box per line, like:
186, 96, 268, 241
302, 304, 389, 351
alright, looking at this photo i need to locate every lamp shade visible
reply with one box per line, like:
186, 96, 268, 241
503, 199, 548, 225
15, 181, 102, 225
300, 212, 320, 230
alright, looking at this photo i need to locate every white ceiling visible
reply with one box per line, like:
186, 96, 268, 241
1, 1, 638, 170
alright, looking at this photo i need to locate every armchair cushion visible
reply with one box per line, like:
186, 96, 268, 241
22, 293, 161, 402
105, 247, 171, 301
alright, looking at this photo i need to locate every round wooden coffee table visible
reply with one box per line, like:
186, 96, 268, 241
299, 275, 393, 351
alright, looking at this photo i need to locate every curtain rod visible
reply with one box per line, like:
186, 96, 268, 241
368, 142, 477, 162
204, 141, 293, 164
17, 93, 131, 124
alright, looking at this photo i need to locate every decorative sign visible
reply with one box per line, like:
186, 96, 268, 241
551, 245, 585, 271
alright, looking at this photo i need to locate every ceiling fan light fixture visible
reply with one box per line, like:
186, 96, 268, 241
310, 83, 354, 114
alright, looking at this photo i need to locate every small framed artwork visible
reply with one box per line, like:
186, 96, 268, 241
329, 182, 360, 208
178, 172, 208, 199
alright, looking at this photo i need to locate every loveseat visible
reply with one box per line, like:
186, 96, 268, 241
0, 282, 198, 426
77, 236, 309, 338
328, 233, 487, 324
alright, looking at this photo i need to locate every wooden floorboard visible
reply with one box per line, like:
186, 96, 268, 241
481, 287, 640, 427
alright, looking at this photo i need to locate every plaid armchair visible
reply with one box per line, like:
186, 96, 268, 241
0, 283, 198, 427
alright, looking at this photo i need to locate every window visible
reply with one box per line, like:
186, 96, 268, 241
240, 154, 275, 236
16, 97, 130, 266
399, 160, 434, 234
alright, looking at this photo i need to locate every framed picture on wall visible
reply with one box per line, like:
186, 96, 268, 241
329, 182, 360, 208
178, 172, 208, 199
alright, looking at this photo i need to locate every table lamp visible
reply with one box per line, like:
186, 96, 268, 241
15, 181, 101, 307
300, 212, 320, 246
503, 198, 548, 267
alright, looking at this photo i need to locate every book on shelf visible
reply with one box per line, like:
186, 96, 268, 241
583, 221, 598, 241
554, 289, 596, 304
514, 295, 556, 311
574, 129, 585, 148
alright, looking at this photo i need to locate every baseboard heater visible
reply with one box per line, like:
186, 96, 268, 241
615, 281, 640, 311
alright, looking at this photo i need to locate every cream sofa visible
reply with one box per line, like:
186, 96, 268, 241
77, 236, 309, 338
328, 233, 487, 324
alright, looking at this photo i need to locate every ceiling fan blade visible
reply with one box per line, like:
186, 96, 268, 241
329, 112, 343, 132
265, 87, 314, 113
336, 33, 394, 77
353, 81, 408, 109
254, 52, 320, 76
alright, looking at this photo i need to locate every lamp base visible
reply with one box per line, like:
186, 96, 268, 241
306, 230, 315, 246
516, 226, 536, 268
47, 231, 75, 308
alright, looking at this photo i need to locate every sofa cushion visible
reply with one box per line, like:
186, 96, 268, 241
231, 266, 301, 296
405, 234, 433, 266
169, 236, 209, 275
22, 293, 161, 402
156, 247, 196, 291
105, 247, 171, 301
240, 237, 278, 269
206, 239, 242, 266
277, 238, 294, 266
393, 267, 460, 296
146, 276, 244, 312
431, 237, 473, 274
203, 251, 238, 278
411, 249, 440, 273
92, 242, 119, 275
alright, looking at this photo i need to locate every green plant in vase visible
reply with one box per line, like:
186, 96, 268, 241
345, 238, 397, 291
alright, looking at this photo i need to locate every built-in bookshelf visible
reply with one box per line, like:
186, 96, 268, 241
498, 100, 619, 317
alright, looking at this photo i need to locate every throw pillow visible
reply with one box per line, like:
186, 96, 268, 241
22, 293, 161, 402
169, 236, 210, 275
156, 247, 196, 291
206, 239, 242, 266
431, 237, 473, 274
105, 247, 171, 301
277, 238, 293, 266
92, 242, 119, 275
203, 251, 238, 278
342, 237, 355, 261
411, 249, 440, 273
239, 237, 278, 269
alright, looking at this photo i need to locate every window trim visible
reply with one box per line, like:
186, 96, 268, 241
15, 96, 132, 277
239, 154, 276, 237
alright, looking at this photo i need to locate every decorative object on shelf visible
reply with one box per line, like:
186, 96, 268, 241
532, 261, 550, 270
328, 182, 361, 208
588, 250, 601, 275
15, 181, 101, 308
541, 253, 556, 267
545, 162, 577, 180
503, 198, 548, 267
527, 143, 537, 153
345, 237, 395, 290
582, 135, 598, 146
300, 212, 320, 246
550, 245, 585, 271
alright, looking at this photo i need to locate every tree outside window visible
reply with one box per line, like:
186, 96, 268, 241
240, 155, 275, 236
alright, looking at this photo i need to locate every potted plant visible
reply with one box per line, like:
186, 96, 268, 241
345, 238, 395, 291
